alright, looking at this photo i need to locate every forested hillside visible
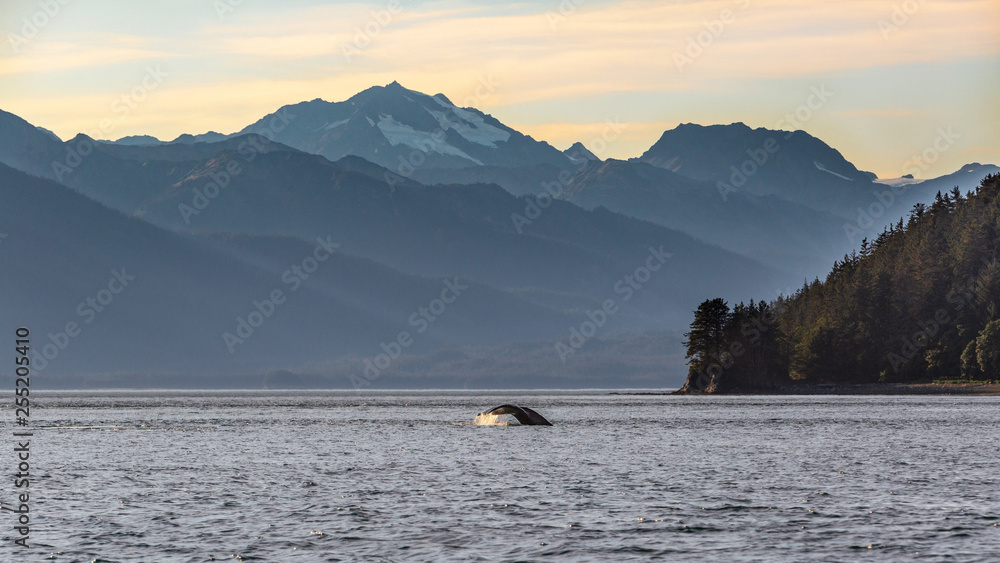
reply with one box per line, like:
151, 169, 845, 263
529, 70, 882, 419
682, 174, 1000, 392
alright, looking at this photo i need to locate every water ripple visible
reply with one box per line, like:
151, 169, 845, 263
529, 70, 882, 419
5, 392, 999, 561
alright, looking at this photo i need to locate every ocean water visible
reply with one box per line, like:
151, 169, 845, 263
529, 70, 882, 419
3, 391, 999, 562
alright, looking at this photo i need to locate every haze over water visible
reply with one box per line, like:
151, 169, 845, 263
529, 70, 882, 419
6, 391, 999, 561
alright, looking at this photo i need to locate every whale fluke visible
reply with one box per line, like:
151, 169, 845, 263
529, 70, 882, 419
479, 404, 552, 426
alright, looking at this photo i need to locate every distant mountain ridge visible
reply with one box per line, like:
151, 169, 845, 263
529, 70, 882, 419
3, 89, 996, 283
1, 84, 998, 387
110, 132, 229, 145
635, 122, 879, 216
0, 112, 785, 382
68, 85, 993, 229
90, 141, 782, 326
0, 161, 585, 378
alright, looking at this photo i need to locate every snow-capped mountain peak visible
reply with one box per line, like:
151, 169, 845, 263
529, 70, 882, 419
236, 82, 571, 171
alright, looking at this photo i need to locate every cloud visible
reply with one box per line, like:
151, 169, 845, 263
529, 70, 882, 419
323, 0, 1000, 105
1, 0, 996, 176
8, 1, 998, 100
833, 107, 931, 119
0, 35, 178, 75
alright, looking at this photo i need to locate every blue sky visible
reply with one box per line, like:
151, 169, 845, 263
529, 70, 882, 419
2, 0, 997, 177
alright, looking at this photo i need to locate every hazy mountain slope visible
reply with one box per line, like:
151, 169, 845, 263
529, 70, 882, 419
564, 141, 601, 164
0, 108, 66, 180
412, 158, 852, 277
111, 135, 163, 146
636, 122, 879, 216
201, 233, 575, 345
0, 108, 780, 333
892, 163, 1000, 203
96, 133, 293, 163
128, 148, 782, 327
17, 133, 297, 216
559, 159, 852, 276
410, 162, 567, 195
110, 131, 229, 146
0, 161, 379, 375
0, 163, 577, 379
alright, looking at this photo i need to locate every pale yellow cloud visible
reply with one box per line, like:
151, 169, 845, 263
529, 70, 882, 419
287, 0, 997, 107
196, 3, 484, 59
1, 0, 996, 176
834, 107, 931, 119
9, 0, 996, 103
0, 36, 177, 75
210, 33, 340, 59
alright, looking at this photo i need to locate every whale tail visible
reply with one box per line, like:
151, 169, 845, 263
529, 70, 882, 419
478, 404, 552, 426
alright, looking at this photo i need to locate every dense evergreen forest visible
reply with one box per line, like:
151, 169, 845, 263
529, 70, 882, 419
681, 174, 1000, 392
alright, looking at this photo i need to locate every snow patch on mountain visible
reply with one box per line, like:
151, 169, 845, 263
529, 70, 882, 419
430, 96, 510, 147
427, 109, 509, 148
874, 175, 924, 187
813, 161, 853, 181
320, 118, 350, 131
376, 114, 483, 164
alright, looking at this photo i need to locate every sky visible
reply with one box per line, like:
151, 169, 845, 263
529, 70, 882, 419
1, 0, 998, 178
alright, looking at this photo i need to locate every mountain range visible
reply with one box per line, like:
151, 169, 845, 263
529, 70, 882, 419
0, 82, 995, 388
